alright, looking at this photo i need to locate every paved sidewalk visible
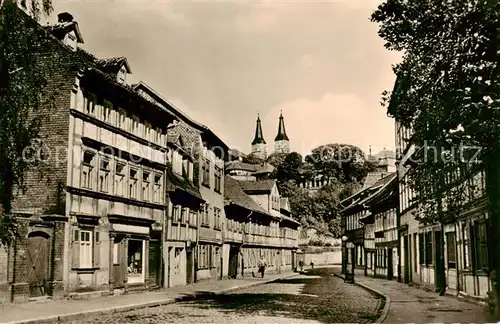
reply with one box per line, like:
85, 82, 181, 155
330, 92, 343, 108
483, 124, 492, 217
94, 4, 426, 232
1, 272, 298, 324
334, 270, 495, 323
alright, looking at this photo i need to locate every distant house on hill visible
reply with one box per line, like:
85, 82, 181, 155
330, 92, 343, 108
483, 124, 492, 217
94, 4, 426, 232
225, 160, 275, 181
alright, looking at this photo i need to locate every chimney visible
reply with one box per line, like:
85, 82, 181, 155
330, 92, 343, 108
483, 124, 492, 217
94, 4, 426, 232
58, 12, 74, 23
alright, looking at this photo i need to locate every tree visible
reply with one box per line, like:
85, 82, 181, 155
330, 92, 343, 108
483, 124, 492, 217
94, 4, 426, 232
278, 181, 314, 226
275, 152, 303, 183
242, 154, 264, 165
305, 143, 376, 184
0, 0, 54, 246
266, 152, 288, 168
311, 181, 359, 238
372, 0, 500, 316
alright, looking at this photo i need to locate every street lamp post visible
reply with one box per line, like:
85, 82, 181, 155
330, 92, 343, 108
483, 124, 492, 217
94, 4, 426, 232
341, 235, 348, 275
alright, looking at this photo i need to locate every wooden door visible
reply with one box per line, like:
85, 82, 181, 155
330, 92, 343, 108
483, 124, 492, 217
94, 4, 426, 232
148, 240, 161, 288
113, 237, 126, 288
26, 233, 50, 297
228, 247, 238, 279
387, 248, 394, 280
186, 249, 194, 284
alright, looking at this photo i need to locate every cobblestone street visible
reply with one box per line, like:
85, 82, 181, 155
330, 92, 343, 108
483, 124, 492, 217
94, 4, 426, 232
60, 268, 382, 324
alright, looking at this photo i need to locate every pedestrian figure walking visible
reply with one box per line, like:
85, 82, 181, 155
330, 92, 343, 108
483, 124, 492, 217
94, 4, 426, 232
258, 256, 267, 278
298, 260, 304, 271
310, 261, 314, 269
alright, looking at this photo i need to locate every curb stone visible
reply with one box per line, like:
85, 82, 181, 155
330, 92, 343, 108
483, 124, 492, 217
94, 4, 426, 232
332, 273, 390, 324
1, 273, 300, 324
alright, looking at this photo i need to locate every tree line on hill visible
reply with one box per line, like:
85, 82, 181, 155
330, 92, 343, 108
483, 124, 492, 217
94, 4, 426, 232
242, 144, 377, 238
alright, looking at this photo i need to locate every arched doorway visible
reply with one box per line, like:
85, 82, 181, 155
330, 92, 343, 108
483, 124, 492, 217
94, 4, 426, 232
26, 231, 51, 297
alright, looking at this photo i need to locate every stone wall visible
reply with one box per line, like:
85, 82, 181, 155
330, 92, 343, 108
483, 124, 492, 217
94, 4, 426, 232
300, 250, 342, 267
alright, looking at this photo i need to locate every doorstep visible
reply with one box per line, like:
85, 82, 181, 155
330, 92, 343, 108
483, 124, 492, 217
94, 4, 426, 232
67, 290, 111, 300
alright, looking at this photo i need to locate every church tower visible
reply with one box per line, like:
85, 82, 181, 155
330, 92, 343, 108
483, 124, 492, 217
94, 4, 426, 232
274, 111, 290, 154
251, 114, 267, 160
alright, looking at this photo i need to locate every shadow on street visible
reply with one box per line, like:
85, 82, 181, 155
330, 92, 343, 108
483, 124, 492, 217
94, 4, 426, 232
180, 268, 383, 324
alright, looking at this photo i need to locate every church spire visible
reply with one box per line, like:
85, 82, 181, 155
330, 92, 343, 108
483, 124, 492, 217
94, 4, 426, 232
252, 114, 266, 145
274, 110, 289, 141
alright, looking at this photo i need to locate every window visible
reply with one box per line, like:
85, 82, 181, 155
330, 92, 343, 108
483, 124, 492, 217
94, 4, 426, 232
129, 168, 138, 199
472, 219, 489, 271
173, 151, 182, 175
142, 171, 150, 201
418, 233, 425, 265
214, 166, 222, 192
117, 108, 126, 129
115, 163, 125, 196
189, 210, 197, 226
79, 230, 93, 268
99, 157, 110, 192
102, 100, 113, 123
446, 232, 457, 269
172, 205, 180, 224
81, 151, 95, 189
153, 174, 162, 203
463, 223, 471, 269
202, 159, 210, 187
188, 162, 194, 182
118, 66, 127, 84
181, 208, 187, 224
197, 244, 216, 269
145, 122, 152, 142
214, 208, 221, 229
85, 93, 96, 115
201, 204, 210, 227
271, 196, 280, 211
155, 127, 162, 145
182, 159, 188, 178
127, 240, 144, 283
425, 231, 433, 265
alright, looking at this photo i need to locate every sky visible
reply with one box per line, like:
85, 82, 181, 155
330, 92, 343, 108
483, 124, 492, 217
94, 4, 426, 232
50, 0, 401, 157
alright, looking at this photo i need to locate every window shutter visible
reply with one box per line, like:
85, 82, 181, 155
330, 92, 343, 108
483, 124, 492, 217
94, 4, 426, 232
93, 230, 101, 269
72, 229, 80, 269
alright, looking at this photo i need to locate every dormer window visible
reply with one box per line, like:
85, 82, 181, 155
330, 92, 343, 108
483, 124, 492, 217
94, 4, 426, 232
117, 66, 127, 84
65, 33, 77, 51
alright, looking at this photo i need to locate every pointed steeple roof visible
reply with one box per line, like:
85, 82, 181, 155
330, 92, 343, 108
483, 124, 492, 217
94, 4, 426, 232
274, 111, 289, 141
252, 114, 266, 145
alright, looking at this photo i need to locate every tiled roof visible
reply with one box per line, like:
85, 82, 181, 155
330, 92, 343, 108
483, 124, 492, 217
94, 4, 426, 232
44, 21, 84, 43
238, 179, 276, 194
361, 171, 390, 190
225, 161, 259, 172
132, 82, 229, 152
224, 176, 269, 215
359, 172, 397, 206
372, 172, 397, 188
254, 163, 275, 175
280, 214, 300, 226
340, 172, 396, 213
96, 56, 131, 74
229, 148, 247, 159
166, 164, 202, 201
